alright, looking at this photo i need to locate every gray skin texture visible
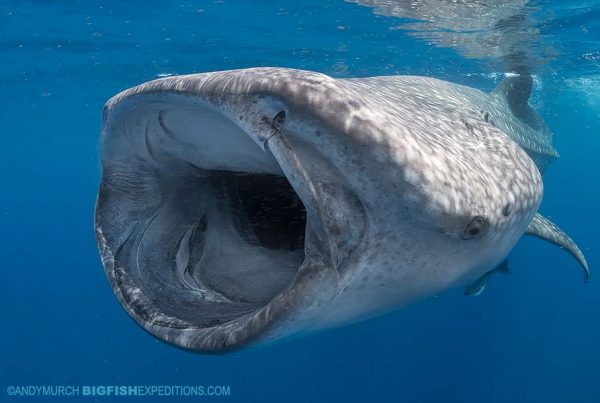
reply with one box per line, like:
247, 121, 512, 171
96, 67, 558, 351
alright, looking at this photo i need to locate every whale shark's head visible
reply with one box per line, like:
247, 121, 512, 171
95, 68, 543, 351
411, 118, 540, 242
379, 110, 543, 292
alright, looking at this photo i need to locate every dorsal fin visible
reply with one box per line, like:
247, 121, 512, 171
525, 213, 589, 283
493, 74, 554, 144
494, 74, 533, 120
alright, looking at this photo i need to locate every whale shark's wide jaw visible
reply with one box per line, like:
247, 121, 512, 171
96, 86, 370, 350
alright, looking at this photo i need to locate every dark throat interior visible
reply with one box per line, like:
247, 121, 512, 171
220, 171, 306, 252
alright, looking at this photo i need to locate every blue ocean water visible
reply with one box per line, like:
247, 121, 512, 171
1, 1, 599, 402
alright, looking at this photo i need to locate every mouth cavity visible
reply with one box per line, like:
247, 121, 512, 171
95, 93, 373, 351
96, 104, 312, 324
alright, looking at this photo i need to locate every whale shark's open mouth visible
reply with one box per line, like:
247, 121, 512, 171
94, 65, 386, 352
95, 99, 329, 344
102, 168, 307, 317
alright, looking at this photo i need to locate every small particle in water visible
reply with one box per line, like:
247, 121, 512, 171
157, 73, 174, 77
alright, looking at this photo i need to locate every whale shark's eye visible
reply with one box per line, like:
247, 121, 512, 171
502, 203, 512, 217
462, 216, 487, 240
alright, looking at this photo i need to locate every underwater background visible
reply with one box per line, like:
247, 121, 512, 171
1, 0, 599, 402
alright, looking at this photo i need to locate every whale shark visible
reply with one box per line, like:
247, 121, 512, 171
95, 67, 588, 351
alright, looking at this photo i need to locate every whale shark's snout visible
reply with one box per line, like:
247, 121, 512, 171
95, 68, 578, 352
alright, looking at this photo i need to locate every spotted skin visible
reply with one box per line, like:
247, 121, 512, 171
97, 67, 556, 351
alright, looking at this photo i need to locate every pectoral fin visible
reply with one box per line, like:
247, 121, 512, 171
465, 260, 510, 297
465, 282, 487, 297
525, 213, 589, 283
